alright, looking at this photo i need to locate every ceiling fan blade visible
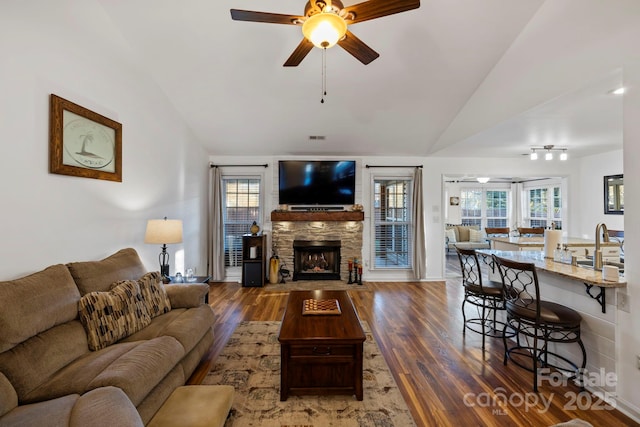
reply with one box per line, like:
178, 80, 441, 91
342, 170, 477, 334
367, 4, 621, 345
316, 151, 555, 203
338, 30, 379, 65
284, 39, 314, 67
230, 9, 303, 25
343, 0, 420, 24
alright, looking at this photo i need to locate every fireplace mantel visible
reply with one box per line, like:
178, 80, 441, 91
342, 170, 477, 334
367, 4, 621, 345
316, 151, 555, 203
271, 211, 364, 222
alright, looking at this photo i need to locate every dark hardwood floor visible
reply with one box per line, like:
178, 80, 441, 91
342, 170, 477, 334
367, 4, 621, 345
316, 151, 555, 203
189, 256, 638, 427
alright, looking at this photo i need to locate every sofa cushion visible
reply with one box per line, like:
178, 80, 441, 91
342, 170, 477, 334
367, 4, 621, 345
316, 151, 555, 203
0, 321, 89, 402
0, 393, 79, 427
89, 337, 185, 406
67, 248, 147, 295
469, 228, 485, 242
0, 372, 17, 418
122, 305, 214, 355
445, 228, 457, 243
137, 272, 171, 318
78, 280, 151, 351
456, 225, 471, 242
23, 336, 184, 406
450, 241, 491, 250
0, 264, 80, 353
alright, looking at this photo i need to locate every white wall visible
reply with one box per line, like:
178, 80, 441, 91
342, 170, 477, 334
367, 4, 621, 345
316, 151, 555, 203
445, 182, 462, 225
615, 61, 640, 418
0, 1, 209, 279
573, 149, 624, 239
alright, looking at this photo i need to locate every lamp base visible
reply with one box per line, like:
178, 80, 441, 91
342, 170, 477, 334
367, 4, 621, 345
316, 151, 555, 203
159, 245, 170, 278
160, 264, 170, 278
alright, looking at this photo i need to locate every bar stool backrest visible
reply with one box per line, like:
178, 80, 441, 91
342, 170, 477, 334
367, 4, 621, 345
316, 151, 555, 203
456, 247, 484, 290
492, 255, 541, 322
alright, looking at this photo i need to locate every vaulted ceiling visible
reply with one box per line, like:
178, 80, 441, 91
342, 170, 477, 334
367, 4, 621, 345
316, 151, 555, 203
98, 0, 640, 159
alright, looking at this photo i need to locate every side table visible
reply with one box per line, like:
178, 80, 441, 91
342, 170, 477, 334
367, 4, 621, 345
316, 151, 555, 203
164, 275, 211, 303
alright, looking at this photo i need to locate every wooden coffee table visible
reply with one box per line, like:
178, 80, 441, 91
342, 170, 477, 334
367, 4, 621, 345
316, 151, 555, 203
278, 290, 366, 401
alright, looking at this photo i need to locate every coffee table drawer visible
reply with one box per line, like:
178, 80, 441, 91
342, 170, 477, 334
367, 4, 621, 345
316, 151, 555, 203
290, 345, 355, 357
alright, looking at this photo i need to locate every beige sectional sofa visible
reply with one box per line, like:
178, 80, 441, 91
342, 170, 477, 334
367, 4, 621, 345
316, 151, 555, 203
0, 248, 218, 426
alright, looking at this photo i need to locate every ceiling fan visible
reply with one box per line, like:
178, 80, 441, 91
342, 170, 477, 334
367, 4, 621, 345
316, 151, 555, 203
230, 0, 420, 67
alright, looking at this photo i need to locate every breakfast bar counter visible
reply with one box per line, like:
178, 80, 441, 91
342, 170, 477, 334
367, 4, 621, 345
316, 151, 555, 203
475, 249, 627, 288
489, 236, 621, 253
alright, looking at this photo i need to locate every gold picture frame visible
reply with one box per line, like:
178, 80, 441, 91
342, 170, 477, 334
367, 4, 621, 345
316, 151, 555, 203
49, 94, 122, 182
449, 196, 460, 206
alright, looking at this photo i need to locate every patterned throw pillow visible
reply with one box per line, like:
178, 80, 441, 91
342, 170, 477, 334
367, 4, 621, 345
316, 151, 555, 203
137, 272, 171, 318
78, 280, 151, 351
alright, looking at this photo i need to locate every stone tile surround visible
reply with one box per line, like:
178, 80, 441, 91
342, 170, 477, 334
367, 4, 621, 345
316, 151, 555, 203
271, 220, 363, 281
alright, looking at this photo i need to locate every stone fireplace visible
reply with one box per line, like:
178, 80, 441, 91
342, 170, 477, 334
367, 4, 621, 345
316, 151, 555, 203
271, 211, 364, 281
293, 240, 341, 280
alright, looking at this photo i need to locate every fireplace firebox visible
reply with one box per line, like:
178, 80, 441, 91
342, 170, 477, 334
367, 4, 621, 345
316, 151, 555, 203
293, 240, 341, 281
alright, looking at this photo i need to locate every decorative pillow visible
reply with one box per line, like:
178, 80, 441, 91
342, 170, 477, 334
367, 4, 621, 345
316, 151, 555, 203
137, 271, 171, 318
469, 228, 485, 243
445, 229, 457, 243
78, 280, 151, 351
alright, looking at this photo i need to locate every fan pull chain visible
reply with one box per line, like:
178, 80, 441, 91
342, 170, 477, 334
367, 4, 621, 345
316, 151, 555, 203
321, 47, 327, 103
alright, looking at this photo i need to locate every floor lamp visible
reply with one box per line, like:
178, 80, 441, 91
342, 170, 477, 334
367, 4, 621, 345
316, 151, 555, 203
144, 217, 183, 278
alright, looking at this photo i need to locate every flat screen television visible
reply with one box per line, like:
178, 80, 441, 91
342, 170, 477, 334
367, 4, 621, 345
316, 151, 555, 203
278, 160, 356, 205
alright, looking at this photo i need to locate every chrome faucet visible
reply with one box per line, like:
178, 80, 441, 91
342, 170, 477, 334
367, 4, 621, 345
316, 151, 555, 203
593, 223, 609, 270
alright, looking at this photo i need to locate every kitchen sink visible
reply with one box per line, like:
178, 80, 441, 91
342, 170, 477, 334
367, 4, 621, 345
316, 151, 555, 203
574, 258, 624, 274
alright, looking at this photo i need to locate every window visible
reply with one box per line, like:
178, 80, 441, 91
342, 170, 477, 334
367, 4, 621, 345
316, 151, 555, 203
373, 178, 412, 269
222, 177, 261, 267
460, 189, 482, 227
526, 185, 562, 229
485, 190, 508, 227
460, 188, 509, 228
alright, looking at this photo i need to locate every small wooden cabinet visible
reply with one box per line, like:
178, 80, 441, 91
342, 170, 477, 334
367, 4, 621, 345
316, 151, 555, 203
242, 234, 266, 287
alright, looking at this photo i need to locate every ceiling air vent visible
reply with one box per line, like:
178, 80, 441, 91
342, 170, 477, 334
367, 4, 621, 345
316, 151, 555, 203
308, 135, 326, 140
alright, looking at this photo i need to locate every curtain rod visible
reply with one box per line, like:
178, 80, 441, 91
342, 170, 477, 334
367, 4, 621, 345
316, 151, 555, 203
365, 165, 422, 169
210, 163, 268, 168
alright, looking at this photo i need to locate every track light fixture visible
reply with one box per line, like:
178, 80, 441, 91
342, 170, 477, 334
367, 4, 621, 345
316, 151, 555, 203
529, 145, 568, 161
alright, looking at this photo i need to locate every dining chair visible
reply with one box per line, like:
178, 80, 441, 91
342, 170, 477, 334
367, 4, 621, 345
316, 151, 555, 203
517, 227, 545, 237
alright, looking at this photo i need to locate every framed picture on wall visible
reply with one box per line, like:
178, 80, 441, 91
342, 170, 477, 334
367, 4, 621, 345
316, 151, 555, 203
49, 94, 122, 182
449, 196, 460, 206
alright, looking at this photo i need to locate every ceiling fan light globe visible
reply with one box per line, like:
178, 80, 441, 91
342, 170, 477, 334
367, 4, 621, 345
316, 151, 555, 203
302, 13, 347, 49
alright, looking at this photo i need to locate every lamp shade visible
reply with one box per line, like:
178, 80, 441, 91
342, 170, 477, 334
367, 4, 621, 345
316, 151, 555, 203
144, 219, 183, 244
302, 12, 347, 48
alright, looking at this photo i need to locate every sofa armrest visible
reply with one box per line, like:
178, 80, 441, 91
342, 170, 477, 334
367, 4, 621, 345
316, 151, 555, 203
0, 387, 143, 427
165, 283, 209, 308
70, 386, 143, 427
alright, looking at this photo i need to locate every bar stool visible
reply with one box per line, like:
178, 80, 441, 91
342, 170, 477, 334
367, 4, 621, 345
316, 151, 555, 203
492, 255, 586, 391
456, 247, 507, 351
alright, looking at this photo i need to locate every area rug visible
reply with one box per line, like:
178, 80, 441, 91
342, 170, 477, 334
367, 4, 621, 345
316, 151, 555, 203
203, 321, 415, 427
262, 280, 368, 292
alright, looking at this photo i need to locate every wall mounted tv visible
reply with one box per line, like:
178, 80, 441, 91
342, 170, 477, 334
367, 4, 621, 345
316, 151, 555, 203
278, 160, 356, 206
